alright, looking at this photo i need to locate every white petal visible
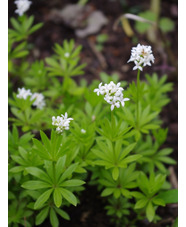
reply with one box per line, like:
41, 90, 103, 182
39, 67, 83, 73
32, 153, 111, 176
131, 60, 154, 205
111, 105, 114, 111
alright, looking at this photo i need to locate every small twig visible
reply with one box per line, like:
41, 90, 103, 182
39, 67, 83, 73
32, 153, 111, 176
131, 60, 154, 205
88, 40, 107, 69
168, 166, 178, 189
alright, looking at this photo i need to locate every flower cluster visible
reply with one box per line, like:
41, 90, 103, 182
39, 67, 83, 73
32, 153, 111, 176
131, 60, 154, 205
94, 81, 129, 111
81, 129, 86, 134
64, 52, 70, 58
128, 44, 155, 71
30, 93, 46, 110
14, 0, 32, 16
52, 112, 73, 134
16, 87, 46, 109
16, 87, 32, 100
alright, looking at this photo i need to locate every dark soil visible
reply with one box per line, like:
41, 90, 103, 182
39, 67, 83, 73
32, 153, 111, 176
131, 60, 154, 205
9, 0, 178, 226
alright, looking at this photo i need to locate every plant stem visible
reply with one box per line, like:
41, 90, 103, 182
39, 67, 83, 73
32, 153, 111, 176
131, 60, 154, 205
111, 110, 114, 141
136, 69, 140, 128
111, 110, 116, 162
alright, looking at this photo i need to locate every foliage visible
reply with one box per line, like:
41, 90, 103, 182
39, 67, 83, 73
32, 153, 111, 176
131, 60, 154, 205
135, 10, 175, 34
8, 9, 177, 227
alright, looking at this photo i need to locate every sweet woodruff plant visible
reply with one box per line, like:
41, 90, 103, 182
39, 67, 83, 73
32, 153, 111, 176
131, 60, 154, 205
8, 1, 177, 227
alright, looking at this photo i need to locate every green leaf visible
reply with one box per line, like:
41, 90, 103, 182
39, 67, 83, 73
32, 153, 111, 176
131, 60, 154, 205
50, 208, 59, 227
101, 188, 115, 197
11, 107, 25, 121
142, 124, 159, 130
121, 154, 142, 164
23, 15, 34, 32
33, 138, 51, 160
60, 188, 77, 206
137, 172, 149, 195
134, 198, 148, 209
30, 110, 45, 124
10, 17, 21, 32
59, 163, 78, 183
11, 155, 25, 165
158, 148, 173, 156
121, 189, 131, 198
131, 191, 145, 199
9, 166, 24, 173
60, 179, 85, 187
155, 161, 167, 173
159, 17, 175, 33
112, 167, 119, 181
96, 34, 108, 43
12, 125, 19, 141
113, 188, 121, 198
94, 160, 111, 166
29, 23, 43, 34
135, 11, 156, 34
146, 201, 155, 222
54, 208, 70, 220
45, 57, 60, 68
26, 167, 52, 184
92, 148, 111, 163
34, 189, 53, 209
55, 156, 66, 181
18, 146, 28, 160
119, 143, 136, 161
157, 156, 176, 164
152, 197, 165, 206
35, 207, 49, 225
156, 189, 178, 204
53, 188, 62, 208
40, 131, 51, 152
22, 181, 51, 190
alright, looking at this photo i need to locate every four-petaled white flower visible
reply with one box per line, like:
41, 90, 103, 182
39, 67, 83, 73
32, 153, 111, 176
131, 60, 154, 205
31, 93, 46, 110
81, 129, 86, 134
94, 82, 106, 96
64, 52, 70, 58
16, 87, 32, 100
14, 0, 32, 16
16, 87, 46, 109
128, 44, 155, 71
94, 81, 129, 111
52, 112, 73, 134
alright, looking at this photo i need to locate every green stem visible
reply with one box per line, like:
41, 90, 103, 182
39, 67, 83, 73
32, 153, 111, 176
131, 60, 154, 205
136, 69, 141, 128
111, 110, 116, 162
111, 110, 115, 141
62, 76, 69, 92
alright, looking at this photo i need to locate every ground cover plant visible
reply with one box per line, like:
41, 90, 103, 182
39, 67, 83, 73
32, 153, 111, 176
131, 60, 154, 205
8, 1, 178, 227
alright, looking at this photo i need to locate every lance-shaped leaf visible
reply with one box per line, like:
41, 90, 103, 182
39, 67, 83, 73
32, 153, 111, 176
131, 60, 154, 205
34, 189, 53, 209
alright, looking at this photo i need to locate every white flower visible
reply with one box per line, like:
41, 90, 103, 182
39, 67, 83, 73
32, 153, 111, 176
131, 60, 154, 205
94, 82, 106, 96
128, 44, 155, 71
31, 93, 46, 109
94, 81, 129, 111
64, 52, 70, 58
81, 129, 86, 134
52, 112, 73, 134
16, 87, 32, 100
133, 61, 143, 71
14, 0, 32, 16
